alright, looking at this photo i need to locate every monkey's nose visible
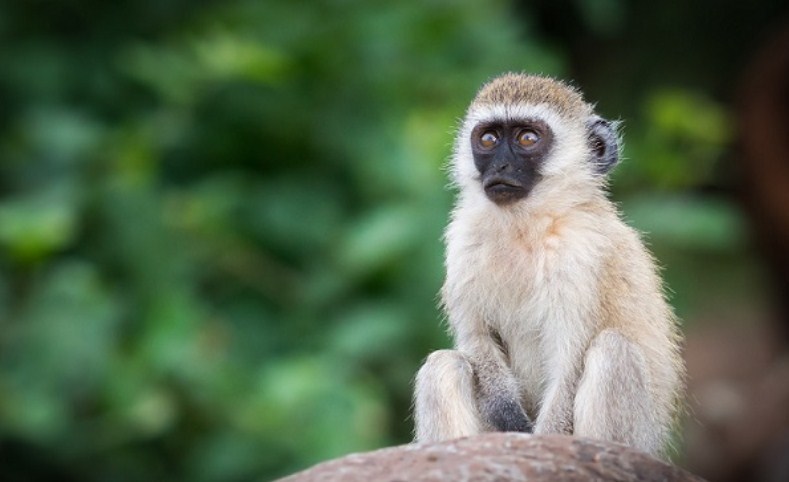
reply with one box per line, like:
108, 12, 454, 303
495, 162, 513, 173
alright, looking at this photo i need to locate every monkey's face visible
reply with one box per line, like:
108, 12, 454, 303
457, 110, 619, 210
452, 74, 620, 208
470, 119, 554, 205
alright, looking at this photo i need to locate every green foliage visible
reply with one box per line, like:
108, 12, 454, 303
0, 0, 766, 480
0, 0, 562, 480
616, 90, 731, 190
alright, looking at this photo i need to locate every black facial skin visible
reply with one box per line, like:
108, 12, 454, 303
471, 119, 554, 205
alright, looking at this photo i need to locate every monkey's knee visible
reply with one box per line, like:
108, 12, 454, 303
413, 350, 483, 442
574, 330, 663, 454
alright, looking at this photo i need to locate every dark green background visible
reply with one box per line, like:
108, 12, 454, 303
0, 0, 785, 480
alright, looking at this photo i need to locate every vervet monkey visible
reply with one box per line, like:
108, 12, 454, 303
413, 73, 683, 456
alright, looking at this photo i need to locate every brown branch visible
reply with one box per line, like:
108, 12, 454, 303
278, 433, 705, 482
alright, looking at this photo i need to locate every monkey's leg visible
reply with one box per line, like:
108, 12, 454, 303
573, 330, 661, 455
413, 350, 484, 442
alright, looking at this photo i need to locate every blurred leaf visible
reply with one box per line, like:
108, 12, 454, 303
620, 90, 732, 190
0, 184, 78, 262
125, 386, 178, 437
121, 33, 289, 105
338, 204, 422, 277
0, 260, 121, 438
20, 108, 104, 166
235, 355, 388, 469
329, 302, 411, 361
623, 194, 746, 252
193, 31, 290, 83
648, 91, 730, 144
246, 176, 344, 258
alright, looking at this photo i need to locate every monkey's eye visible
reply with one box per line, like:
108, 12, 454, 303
479, 131, 499, 149
517, 129, 540, 147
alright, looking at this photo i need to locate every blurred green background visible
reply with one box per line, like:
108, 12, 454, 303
1, 0, 787, 480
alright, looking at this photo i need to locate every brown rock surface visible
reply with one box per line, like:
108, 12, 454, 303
278, 433, 705, 482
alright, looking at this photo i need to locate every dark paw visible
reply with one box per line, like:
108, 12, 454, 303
486, 397, 533, 433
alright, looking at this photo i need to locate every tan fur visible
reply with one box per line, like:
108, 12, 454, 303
473, 73, 592, 120
413, 73, 684, 457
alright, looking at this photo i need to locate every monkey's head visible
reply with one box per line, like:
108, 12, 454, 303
452, 73, 619, 207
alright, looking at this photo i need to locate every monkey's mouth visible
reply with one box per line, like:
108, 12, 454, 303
483, 177, 529, 204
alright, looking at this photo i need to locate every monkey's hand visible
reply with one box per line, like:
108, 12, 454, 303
479, 392, 533, 433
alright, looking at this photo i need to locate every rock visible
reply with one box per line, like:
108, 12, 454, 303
277, 433, 705, 482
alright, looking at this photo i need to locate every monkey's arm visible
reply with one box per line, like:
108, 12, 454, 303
456, 328, 533, 433
531, 297, 592, 435
533, 365, 579, 435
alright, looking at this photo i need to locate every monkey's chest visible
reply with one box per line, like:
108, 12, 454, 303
463, 237, 600, 405
469, 239, 579, 321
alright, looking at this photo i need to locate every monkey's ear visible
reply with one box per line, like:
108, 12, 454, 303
586, 116, 619, 175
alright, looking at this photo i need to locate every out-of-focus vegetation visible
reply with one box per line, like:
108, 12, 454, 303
0, 0, 785, 480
